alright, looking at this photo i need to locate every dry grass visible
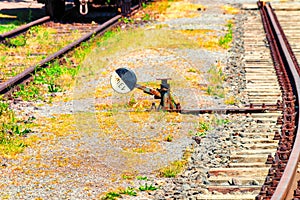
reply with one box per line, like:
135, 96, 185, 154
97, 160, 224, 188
224, 95, 238, 105
0, 25, 83, 83
158, 146, 192, 177
138, 0, 205, 21
32, 114, 77, 140
178, 29, 225, 51
221, 5, 240, 15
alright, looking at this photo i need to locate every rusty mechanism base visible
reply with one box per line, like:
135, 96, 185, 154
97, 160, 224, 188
136, 79, 282, 114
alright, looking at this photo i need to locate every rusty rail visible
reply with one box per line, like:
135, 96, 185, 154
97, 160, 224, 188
180, 104, 281, 115
0, 16, 51, 42
257, 1, 300, 199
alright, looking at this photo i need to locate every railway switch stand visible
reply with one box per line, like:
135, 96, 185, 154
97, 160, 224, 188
110, 68, 180, 112
136, 78, 181, 112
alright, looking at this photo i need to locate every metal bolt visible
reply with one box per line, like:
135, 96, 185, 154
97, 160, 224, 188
266, 154, 273, 164
273, 131, 280, 140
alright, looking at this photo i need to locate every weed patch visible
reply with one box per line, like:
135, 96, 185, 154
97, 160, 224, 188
119, 17, 134, 24
0, 21, 20, 34
205, 62, 226, 98
102, 192, 121, 200
101, 183, 156, 200
194, 119, 210, 137
158, 147, 192, 178
136, 176, 148, 180
121, 173, 134, 180
219, 22, 233, 49
138, 183, 158, 191
189, 115, 230, 138
120, 187, 137, 196
0, 99, 33, 156
164, 134, 173, 142
224, 95, 238, 105
6, 35, 26, 47
158, 160, 186, 177
13, 55, 80, 101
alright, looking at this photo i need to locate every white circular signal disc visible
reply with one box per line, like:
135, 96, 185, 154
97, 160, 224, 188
110, 68, 137, 94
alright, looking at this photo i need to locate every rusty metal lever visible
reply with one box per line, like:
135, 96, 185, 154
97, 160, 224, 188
135, 78, 180, 111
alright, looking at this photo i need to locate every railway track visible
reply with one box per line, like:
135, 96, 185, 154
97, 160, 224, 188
194, 1, 300, 200
195, 3, 281, 199
0, 16, 119, 94
0, 3, 143, 94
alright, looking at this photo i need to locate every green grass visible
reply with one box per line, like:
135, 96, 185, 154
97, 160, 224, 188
102, 192, 121, 200
224, 95, 238, 105
189, 116, 230, 138
0, 99, 33, 156
219, 22, 233, 49
0, 18, 24, 34
6, 35, 27, 47
193, 120, 211, 137
0, 24, 89, 155
138, 183, 158, 191
215, 118, 230, 126
136, 176, 148, 180
119, 17, 134, 24
13, 56, 80, 101
0, 24, 18, 34
197, 121, 210, 132
0, 15, 36, 34
120, 187, 137, 196
121, 173, 134, 180
164, 135, 173, 142
101, 183, 157, 200
142, 13, 151, 21
0, 101, 9, 115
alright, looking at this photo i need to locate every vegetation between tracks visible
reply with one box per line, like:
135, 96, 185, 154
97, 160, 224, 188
0, 24, 84, 83
0, 23, 18, 34
0, 30, 90, 156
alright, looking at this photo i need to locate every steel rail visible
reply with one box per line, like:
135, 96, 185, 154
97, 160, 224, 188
180, 101, 283, 114
257, 1, 300, 199
0, 16, 51, 41
180, 106, 280, 115
0, 14, 122, 94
